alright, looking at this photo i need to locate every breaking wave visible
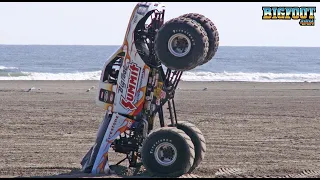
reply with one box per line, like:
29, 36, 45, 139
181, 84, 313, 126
181, 71, 320, 82
0, 70, 320, 82
0, 71, 101, 80
0, 66, 18, 70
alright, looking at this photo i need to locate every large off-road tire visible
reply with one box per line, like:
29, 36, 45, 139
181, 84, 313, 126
169, 121, 206, 173
141, 127, 195, 177
154, 17, 209, 71
180, 13, 219, 65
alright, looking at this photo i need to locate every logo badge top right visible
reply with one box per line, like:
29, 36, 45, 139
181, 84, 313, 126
262, 7, 316, 26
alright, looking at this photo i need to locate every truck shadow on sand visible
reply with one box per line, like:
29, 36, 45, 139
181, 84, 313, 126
14, 165, 153, 178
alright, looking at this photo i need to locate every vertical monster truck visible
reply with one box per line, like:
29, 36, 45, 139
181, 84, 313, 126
80, 2, 219, 177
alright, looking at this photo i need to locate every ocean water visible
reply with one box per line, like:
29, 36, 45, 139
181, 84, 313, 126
0, 45, 319, 82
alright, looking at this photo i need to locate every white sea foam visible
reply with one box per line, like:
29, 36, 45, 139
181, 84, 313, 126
0, 66, 18, 70
0, 71, 101, 80
0, 71, 319, 82
181, 71, 320, 82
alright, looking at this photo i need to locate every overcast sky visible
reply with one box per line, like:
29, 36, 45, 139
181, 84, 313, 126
0, 2, 319, 47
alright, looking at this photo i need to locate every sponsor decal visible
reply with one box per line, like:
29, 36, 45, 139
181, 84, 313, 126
104, 91, 109, 103
118, 59, 129, 94
99, 89, 115, 104
109, 93, 114, 102
120, 63, 141, 110
133, 15, 138, 23
108, 116, 119, 140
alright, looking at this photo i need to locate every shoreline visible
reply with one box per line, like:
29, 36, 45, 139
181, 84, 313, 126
1, 80, 320, 92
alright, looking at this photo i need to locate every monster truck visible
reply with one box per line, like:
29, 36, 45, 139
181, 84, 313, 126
80, 2, 219, 177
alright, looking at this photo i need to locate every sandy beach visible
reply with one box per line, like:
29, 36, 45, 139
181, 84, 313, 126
0, 80, 320, 178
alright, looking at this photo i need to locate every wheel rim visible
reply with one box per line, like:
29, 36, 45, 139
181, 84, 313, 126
168, 33, 191, 57
154, 142, 177, 166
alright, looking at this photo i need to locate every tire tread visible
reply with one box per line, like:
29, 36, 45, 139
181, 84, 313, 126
181, 13, 219, 65
142, 127, 195, 177
155, 17, 209, 71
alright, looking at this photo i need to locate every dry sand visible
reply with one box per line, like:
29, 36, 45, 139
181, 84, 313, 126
0, 80, 320, 178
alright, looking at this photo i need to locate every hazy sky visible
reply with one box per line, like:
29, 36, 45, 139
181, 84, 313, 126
0, 2, 319, 47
